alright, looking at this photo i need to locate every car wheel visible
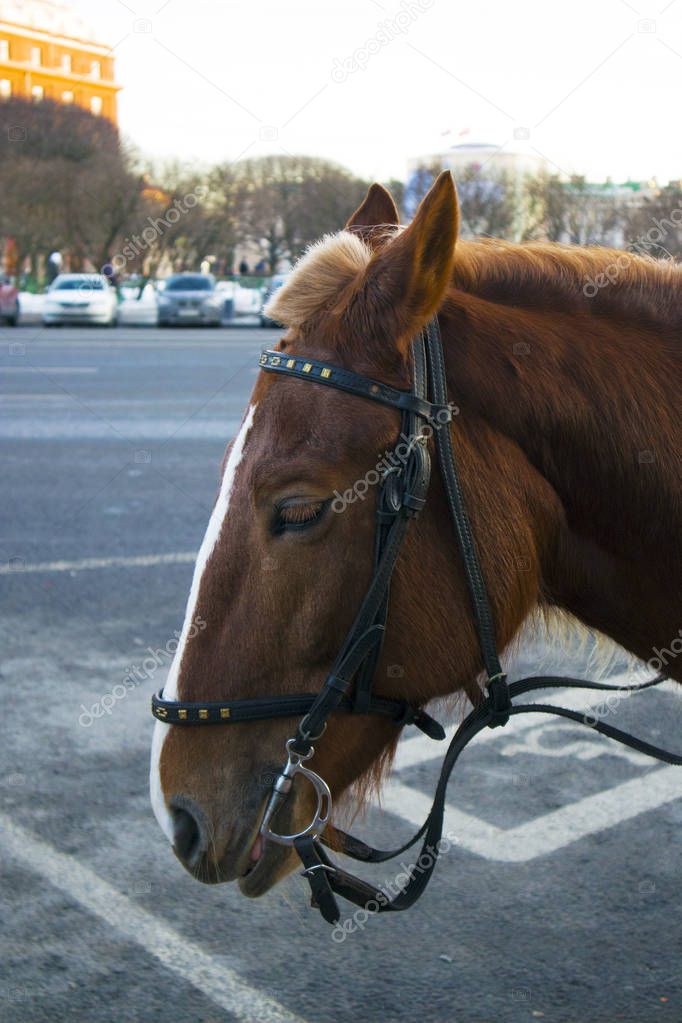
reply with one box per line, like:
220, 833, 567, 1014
7, 303, 19, 327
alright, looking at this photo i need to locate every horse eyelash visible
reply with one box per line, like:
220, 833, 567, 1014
279, 501, 324, 524
273, 499, 327, 533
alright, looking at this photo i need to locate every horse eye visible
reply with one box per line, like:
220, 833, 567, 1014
273, 499, 328, 535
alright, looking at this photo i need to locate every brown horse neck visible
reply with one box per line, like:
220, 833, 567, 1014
438, 287, 682, 671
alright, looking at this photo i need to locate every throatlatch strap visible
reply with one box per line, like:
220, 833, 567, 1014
353, 336, 431, 716
423, 319, 510, 726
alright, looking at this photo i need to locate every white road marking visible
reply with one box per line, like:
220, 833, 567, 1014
150, 403, 257, 842
385, 680, 681, 862
384, 765, 681, 863
394, 680, 680, 770
0, 552, 197, 575
2, 520, 677, 864
0, 394, 73, 401
0, 814, 306, 1023
500, 721, 654, 767
2, 366, 98, 374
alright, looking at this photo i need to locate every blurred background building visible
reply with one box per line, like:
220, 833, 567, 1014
0, 0, 119, 122
408, 140, 548, 185
406, 139, 658, 244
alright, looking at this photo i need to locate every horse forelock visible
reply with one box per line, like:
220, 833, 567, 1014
265, 231, 374, 328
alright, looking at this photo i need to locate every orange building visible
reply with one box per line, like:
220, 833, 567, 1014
0, 1, 120, 123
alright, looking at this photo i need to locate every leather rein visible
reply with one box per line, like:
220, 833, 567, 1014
152, 318, 681, 926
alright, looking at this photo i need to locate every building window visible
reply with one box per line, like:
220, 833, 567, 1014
62, 90, 74, 103
90, 95, 102, 115
90, 60, 101, 79
0, 40, 9, 61
31, 84, 44, 101
30, 46, 42, 67
61, 54, 72, 72
0, 79, 11, 98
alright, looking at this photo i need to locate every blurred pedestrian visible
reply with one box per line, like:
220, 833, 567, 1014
47, 251, 62, 284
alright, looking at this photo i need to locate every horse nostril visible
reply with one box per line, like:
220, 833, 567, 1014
170, 800, 207, 869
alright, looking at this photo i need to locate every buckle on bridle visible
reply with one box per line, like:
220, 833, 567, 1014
401, 492, 426, 516
296, 718, 327, 747
486, 673, 511, 728
428, 403, 452, 426
380, 467, 404, 515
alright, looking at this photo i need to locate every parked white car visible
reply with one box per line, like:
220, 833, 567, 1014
43, 274, 118, 327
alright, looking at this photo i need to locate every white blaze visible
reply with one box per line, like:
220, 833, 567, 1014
150, 404, 257, 842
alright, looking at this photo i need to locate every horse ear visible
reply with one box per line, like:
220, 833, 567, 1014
346, 183, 400, 243
362, 170, 459, 346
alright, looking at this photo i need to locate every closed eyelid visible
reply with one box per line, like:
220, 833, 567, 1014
251, 458, 338, 502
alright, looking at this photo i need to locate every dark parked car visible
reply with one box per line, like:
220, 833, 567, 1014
259, 273, 290, 327
0, 274, 19, 326
157, 273, 223, 327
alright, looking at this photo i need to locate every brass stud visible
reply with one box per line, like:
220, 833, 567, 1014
303, 363, 312, 373
155, 707, 168, 719
178, 709, 187, 720
198, 709, 209, 720
271, 356, 281, 366
220, 708, 231, 719
259, 354, 267, 365
286, 358, 295, 368
320, 368, 332, 379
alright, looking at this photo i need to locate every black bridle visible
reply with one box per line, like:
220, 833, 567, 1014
152, 318, 680, 926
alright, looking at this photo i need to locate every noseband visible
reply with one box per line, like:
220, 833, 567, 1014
153, 318, 680, 926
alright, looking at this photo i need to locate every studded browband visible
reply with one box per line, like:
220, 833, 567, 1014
257, 349, 452, 424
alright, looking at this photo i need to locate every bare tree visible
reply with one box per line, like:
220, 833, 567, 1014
455, 166, 518, 239
228, 155, 369, 270
621, 181, 682, 260
405, 162, 519, 237
526, 172, 624, 246
0, 97, 144, 280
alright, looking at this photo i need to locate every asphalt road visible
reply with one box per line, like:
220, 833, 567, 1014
1, 325, 681, 1023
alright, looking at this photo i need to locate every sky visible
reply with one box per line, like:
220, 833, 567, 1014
72, 0, 682, 184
